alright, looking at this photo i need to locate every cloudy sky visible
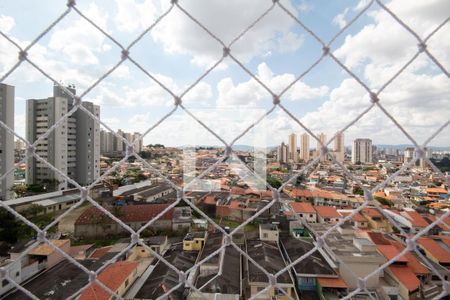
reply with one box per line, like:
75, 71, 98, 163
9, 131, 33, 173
0, 0, 449, 148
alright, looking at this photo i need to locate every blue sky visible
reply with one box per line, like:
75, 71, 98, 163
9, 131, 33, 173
0, 0, 449, 147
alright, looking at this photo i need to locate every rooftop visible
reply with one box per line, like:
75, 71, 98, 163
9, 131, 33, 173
246, 238, 292, 284
79, 261, 139, 300
280, 235, 335, 276
135, 242, 198, 299
75, 204, 173, 225
290, 202, 315, 214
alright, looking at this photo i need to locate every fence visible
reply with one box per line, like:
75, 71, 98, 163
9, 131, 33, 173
0, 0, 449, 299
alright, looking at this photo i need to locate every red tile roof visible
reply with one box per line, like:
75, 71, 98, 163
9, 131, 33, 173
75, 204, 173, 225
403, 211, 429, 228
290, 202, 315, 214
362, 207, 383, 218
314, 206, 341, 218
340, 212, 367, 222
417, 237, 450, 264
366, 232, 391, 245
317, 277, 347, 289
90, 246, 112, 259
79, 261, 138, 300
288, 189, 313, 198
203, 195, 216, 205
389, 266, 420, 292
376, 245, 408, 263
389, 240, 429, 275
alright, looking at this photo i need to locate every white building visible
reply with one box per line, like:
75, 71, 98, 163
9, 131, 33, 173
316, 132, 327, 162
0, 83, 14, 200
26, 85, 100, 188
277, 142, 288, 163
351, 138, 372, 164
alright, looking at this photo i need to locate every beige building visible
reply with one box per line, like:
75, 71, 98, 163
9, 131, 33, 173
300, 133, 310, 162
333, 132, 345, 163
288, 133, 298, 163
259, 223, 279, 242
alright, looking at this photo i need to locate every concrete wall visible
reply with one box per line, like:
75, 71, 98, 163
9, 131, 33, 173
75, 220, 172, 238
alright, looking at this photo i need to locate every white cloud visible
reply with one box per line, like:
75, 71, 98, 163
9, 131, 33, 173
151, 0, 303, 67
114, 0, 158, 33
299, 0, 450, 146
48, 3, 109, 66
332, 8, 349, 29
0, 15, 15, 33
334, 0, 450, 72
217, 63, 328, 106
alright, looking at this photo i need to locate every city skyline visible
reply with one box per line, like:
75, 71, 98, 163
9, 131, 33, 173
0, 0, 448, 147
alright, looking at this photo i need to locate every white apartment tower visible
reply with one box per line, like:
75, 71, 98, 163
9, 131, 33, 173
26, 85, 100, 189
300, 133, 310, 162
334, 132, 345, 163
277, 142, 288, 164
352, 138, 373, 164
316, 132, 327, 162
100, 129, 115, 154
0, 84, 14, 200
288, 133, 298, 163
132, 132, 143, 154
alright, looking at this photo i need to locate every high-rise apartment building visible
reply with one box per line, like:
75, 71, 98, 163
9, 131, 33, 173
403, 147, 415, 164
26, 85, 100, 189
334, 132, 345, 163
316, 132, 327, 162
277, 142, 288, 164
288, 133, 298, 163
352, 138, 372, 164
102, 129, 143, 156
300, 133, 310, 162
132, 132, 143, 154
100, 129, 115, 155
0, 84, 14, 200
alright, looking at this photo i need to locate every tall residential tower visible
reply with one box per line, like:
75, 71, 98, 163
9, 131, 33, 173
26, 85, 100, 189
0, 84, 14, 200
334, 132, 345, 163
352, 138, 372, 164
288, 133, 298, 163
300, 133, 310, 162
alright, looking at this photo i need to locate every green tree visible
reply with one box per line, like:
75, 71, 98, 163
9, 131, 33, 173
267, 176, 282, 189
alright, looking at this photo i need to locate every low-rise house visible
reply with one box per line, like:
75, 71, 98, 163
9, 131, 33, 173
417, 237, 450, 268
1, 239, 71, 297
339, 211, 368, 229
79, 261, 139, 300
189, 232, 241, 300
279, 235, 345, 298
366, 232, 438, 299
183, 232, 206, 251
308, 224, 387, 292
400, 210, 429, 233
361, 207, 393, 232
289, 202, 317, 223
74, 204, 191, 238
245, 237, 298, 299
314, 206, 341, 223
27, 239, 70, 269
134, 242, 199, 299
259, 224, 279, 242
